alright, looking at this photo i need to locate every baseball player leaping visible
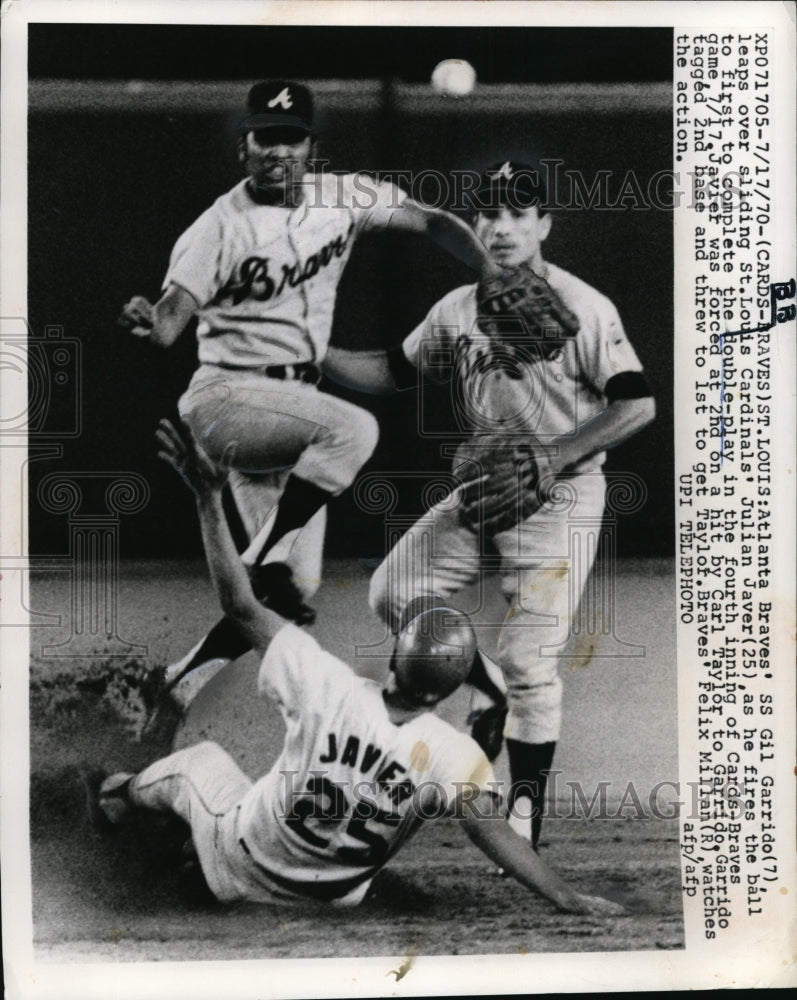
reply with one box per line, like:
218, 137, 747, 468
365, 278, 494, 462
324, 162, 656, 850
118, 80, 502, 693
91, 419, 622, 916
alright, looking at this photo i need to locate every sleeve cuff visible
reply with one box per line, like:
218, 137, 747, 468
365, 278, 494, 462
604, 370, 653, 402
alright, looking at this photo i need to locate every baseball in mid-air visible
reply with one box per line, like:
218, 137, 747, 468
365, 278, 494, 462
431, 59, 477, 97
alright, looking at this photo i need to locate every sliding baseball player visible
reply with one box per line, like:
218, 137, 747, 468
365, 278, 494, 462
91, 418, 623, 916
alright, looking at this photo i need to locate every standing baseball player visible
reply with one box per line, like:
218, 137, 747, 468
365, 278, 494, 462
325, 162, 656, 849
92, 419, 621, 916
117, 80, 501, 689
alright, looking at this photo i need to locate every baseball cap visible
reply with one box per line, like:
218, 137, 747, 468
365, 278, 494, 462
239, 80, 313, 134
471, 161, 548, 212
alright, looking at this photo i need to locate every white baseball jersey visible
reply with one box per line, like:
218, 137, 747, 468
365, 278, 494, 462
402, 263, 644, 472
234, 624, 495, 902
164, 173, 407, 367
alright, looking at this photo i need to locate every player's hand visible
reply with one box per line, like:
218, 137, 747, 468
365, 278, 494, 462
575, 893, 627, 917
156, 418, 235, 497
479, 257, 504, 282
118, 295, 155, 337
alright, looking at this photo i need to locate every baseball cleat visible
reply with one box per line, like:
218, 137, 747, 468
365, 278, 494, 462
98, 772, 135, 824
169, 658, 229, 708
250, 561, 316, 626
162, 636, 215, 689
82, 769, 134, 830
141, 657, 230, 744
140, 666, 185, 744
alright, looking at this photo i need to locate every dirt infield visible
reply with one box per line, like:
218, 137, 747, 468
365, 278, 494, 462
32, 710, 684, 962
29, 558, 684, 961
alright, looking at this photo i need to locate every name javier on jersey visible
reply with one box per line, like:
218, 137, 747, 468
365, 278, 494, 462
318, 731, 416, 808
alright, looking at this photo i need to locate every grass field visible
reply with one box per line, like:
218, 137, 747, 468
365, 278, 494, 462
29, 557, 684, 961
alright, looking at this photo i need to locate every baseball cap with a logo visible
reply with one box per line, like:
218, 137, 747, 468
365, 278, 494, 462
471, 161, 549, 212
239, 80, 314, 134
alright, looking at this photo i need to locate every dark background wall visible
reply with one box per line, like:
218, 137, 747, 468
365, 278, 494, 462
27, 24, 673, 559
29, 25, 671, 83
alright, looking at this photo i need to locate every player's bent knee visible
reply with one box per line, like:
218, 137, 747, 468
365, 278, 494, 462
345, 408, 379, 465
315, 404, 379, 484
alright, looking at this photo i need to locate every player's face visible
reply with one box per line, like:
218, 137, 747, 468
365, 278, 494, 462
241, 127, 313, 199
475, 205, 552, 269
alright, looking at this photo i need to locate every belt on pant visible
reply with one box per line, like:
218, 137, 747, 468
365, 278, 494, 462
214, 361, 321, 384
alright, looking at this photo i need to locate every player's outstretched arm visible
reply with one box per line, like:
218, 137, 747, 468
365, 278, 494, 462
459, 791, 625, 917
118, 284, 198, 348
155, 418, 283, 657
553, 394, 656, 473
323, 345, 407, 394
370, 200, 500, 278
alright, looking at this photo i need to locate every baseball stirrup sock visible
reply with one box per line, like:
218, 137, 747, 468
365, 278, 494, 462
506, 739, 557, 849
254, 475, 334, 562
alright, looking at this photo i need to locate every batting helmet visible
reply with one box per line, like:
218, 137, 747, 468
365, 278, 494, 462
391, 597, 477, 707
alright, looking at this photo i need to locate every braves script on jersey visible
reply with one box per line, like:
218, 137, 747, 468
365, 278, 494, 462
221, 625, 494, 902
402, 263, 644, 471
165, 173, 407, 367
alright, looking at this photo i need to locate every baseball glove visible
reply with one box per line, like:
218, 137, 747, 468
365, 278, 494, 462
476, 263, 580, 357
453, 432, 555, 536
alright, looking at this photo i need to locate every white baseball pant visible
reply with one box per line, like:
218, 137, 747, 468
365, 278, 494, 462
179, 364, 379, 539
129, 741, 252, 902
129, 741, 373, 907
369, 473, 606, 744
